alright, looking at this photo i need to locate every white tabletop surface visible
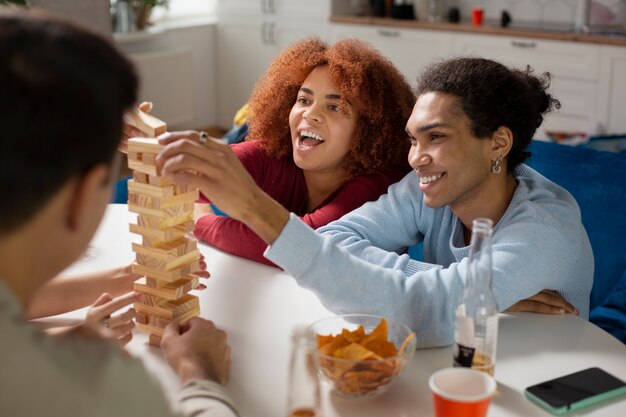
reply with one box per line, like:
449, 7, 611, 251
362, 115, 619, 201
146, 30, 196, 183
58, 204, 626, 417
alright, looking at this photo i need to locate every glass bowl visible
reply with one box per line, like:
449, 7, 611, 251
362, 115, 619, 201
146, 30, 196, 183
308, 314, 416, 399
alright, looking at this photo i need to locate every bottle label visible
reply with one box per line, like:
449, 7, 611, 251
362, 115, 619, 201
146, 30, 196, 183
454, 313, 475, 368
453, 343, 475, 368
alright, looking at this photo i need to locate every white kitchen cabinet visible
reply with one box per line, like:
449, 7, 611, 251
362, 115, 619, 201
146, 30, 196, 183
454, 34, 600, 80
329, 22, 618, 138
215, 0, 331, 128
599, 46, 626, 134
454, 33, 602, 138
216, 19, 279, 128
332, 24, 455, 87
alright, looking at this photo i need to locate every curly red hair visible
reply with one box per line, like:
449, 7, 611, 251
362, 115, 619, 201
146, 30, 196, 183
247, 37, 415, 179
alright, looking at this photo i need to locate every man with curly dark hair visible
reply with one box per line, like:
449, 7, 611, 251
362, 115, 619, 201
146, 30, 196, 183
156, 57, 593, 348
186, 38, 415, 266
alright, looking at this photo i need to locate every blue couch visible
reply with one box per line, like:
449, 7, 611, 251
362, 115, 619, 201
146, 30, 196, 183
526, 140, 626, 343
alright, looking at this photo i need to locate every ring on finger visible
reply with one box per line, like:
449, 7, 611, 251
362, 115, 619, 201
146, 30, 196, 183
198, 131, 209, 144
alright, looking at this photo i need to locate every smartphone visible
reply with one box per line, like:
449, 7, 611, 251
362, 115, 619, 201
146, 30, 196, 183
524, 367, 626, 415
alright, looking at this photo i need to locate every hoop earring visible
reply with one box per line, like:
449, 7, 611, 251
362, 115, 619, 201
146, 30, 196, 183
491, 156, 502, 174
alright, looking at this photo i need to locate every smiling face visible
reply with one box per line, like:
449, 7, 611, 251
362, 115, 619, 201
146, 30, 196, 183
289, 65, 356, 177
405, 92, 495, 212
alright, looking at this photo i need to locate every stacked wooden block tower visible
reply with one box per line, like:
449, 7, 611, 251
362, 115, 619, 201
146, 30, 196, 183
125, 110, 202, 347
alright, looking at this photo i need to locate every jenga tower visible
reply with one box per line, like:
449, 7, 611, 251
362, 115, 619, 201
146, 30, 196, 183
125, 110, 202, 347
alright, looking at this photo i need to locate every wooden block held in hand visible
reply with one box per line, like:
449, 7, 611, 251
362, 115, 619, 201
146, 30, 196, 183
126, 109, 167, 138
127, 138, 163, 155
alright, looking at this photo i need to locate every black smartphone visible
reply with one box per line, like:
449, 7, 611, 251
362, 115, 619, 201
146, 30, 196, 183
524, 367, 626, 415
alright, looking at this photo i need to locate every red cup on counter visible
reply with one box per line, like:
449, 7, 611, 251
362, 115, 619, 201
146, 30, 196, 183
472, 7, 484, 26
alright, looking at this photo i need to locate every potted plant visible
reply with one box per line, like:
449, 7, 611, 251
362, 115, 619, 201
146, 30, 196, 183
133, 0, 168, 30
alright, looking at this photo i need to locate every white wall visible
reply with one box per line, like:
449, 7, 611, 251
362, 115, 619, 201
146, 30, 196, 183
116, 23, 218, 130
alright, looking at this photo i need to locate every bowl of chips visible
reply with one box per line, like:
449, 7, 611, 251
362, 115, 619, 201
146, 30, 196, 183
309, 314, 416, 399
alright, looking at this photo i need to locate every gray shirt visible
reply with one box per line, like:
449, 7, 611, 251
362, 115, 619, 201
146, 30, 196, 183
0, 280, 238, 417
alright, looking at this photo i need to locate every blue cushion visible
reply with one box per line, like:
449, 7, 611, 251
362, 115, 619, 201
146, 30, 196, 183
526, 140, 626, 312
590, 271, 626, 343
210, 203, 229, 217
111, 175, 131, 204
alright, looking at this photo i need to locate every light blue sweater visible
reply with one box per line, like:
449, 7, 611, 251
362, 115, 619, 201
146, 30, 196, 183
265, 165, 593, 348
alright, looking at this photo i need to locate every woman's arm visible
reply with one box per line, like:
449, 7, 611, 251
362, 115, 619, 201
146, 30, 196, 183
26, 265, 137, 319
193, 171, 398, 266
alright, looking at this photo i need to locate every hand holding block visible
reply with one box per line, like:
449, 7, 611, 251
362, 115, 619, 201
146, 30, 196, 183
125, 108, 167, 138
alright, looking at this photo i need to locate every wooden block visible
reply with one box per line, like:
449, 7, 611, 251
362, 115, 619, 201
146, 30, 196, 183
132, 259, 200, 282
128, 192, 157, 210
136, 248, 200, 272
129, 221, 190, 242
148, 333, 162, 348
136, 214, 194, 232
133, 171, 149, 184
134, 239, 200, 271
142, 153, 156, 165
127, 151, 139, 162
148, 174, 175, 187
138, 293, 166, 307
136, 305, 200, 337
133, 237, 197, 259
134, 293, 199, 319
126, 110, 167, 138
128, 190, 198, 212
127, 180, 175, 199
127, 151, 158, 168
133, 276, 199, 300
128, 158, 158, 176
161, 189, 199, 208
145, 277, 160, 287
136, 311, 149, 325
128, 200, 194, 219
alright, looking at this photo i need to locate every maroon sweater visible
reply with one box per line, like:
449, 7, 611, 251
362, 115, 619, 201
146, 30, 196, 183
195, 140, 407, 267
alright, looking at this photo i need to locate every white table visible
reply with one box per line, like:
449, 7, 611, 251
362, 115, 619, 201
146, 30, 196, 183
59, 204, 626, 417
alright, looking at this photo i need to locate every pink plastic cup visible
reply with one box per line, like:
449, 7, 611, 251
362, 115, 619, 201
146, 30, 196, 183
429, 368, 497, 417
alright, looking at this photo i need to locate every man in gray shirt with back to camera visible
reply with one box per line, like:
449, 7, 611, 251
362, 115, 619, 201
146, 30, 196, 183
0, 8, 237, 417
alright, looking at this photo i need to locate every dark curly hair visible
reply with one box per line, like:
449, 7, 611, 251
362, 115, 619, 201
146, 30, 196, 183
247, 37, 415, 180
415, 57, 560, 172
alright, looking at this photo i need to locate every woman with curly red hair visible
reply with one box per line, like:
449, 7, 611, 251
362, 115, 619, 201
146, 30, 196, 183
185, 37, 415, 266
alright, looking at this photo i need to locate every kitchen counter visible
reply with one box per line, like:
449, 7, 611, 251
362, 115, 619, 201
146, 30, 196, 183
331, 15, 626, 47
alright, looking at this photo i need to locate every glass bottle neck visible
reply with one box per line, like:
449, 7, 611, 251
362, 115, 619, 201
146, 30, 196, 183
466, 218, 494, 291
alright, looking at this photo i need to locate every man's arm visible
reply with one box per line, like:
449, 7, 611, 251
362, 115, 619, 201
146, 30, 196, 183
264, 179, 591, 347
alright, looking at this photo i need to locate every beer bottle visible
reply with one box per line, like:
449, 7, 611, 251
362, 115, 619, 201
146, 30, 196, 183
453, 218, 498, 376
286, 326, 321, 417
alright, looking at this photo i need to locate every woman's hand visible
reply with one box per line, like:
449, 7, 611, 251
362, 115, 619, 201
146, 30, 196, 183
81, 292, 139, 347
506, 289, 579, 315
155, 131, 290, 244
155, 131, 262, 223
194, 254, 210, 281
